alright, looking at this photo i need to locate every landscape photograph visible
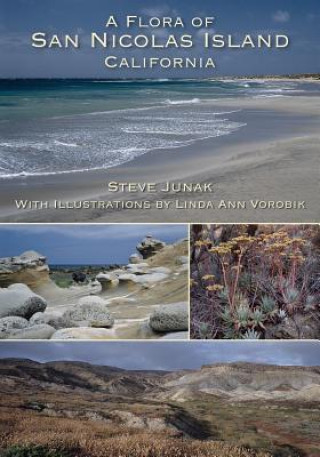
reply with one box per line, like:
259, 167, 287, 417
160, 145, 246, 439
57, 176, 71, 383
0, 224, 189, 339
190, 224, 320, 339
0, 341, 319, 457
0, 0, 319, 222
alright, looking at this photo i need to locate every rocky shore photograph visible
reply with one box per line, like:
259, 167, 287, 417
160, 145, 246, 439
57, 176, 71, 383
190, 224, 320, 339
0, 224, 189, 339
0, 341, 319, 457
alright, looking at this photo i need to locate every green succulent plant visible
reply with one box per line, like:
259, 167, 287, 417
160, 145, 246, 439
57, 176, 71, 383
234, 293, 250, 307
241, 329, 261, 339
304, 295, 316, 312
260, 296, 277, 314
217, 287, 230, 303
199, 322, 211, 339
250, 309, 266, 329
284, 287, 300, 303
220, 308, 233, 326
278, 309, 287, 320
223, 327, 238, 339
238, 272, 252, 289
235, 304, 250, 328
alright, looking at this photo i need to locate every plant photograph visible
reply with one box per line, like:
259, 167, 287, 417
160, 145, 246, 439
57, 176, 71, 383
190, 224, 320, 339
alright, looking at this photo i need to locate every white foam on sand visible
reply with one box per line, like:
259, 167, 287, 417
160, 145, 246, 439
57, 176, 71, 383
164, 98, 201, 105
54, 140, 78, 147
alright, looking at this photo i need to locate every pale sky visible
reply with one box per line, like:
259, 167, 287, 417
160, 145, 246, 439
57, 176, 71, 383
0, 341, 319, 370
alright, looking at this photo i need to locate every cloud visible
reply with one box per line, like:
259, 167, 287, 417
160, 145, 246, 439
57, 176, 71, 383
272, 10, 290, 23
140, 5, 172, 17
0, 341, 319, 370
0, 224, 188, 264
0, 224, 187, 241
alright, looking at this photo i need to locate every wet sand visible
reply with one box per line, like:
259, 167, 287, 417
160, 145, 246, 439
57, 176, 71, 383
0, 95, 319, 222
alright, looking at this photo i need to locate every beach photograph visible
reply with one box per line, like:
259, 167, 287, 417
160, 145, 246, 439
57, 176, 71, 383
0, 341, 319, 457
190, 224, 320, 339
0, 224, 189, 339
0, 0, 319, 222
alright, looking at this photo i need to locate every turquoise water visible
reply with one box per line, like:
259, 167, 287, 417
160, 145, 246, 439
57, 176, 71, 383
0, 79, 314, 178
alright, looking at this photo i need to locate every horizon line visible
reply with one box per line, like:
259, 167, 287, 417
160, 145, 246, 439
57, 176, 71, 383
0, 356, 319, 370
0, 72, 319, 81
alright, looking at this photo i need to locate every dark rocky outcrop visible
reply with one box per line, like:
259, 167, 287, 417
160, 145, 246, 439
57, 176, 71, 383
72, 272, 87, 283
136, 235, 166, 259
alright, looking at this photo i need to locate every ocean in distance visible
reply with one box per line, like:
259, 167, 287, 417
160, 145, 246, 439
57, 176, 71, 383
0, 78, 317, 178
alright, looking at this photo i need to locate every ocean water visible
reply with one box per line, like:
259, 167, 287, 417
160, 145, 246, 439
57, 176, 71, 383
0, 79, 315, 178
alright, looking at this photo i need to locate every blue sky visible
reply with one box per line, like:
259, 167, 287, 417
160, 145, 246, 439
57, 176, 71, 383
0, 224, 187, 264
0, 341, 319, 369
0, 0, 319, 77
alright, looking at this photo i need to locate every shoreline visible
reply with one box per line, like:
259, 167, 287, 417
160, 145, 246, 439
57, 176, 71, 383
0, 95, 319, 222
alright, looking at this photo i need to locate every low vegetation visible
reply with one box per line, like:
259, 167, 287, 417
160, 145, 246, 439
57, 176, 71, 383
1, 359, 318, 457
0, 410, 271, 457
191, 224, 320, 339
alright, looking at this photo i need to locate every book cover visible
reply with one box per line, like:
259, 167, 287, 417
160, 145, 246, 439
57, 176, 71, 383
0, 2, 319, 457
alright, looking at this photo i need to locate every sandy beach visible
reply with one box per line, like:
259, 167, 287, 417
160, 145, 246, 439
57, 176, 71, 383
0, 92, 319, 223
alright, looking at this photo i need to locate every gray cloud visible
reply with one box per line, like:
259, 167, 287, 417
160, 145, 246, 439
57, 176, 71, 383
0, 341, 319, 370
0, 224, 188, 264
0, 224, 187, 241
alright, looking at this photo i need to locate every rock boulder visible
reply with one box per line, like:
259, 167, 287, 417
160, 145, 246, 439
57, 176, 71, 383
176, 256, 189, 265
29, 311, 70, 330
149, 302, 188, 333
0, 316, 30, 339
129, 253, 143, 264
0, 284, 47, 319
8, 324, 56, 339
96, 273, 119, 290
62, 301, 114, 329
136, 235, 166, 259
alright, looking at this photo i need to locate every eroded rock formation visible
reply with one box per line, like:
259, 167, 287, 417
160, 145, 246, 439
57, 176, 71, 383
0, 251, 49, 288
